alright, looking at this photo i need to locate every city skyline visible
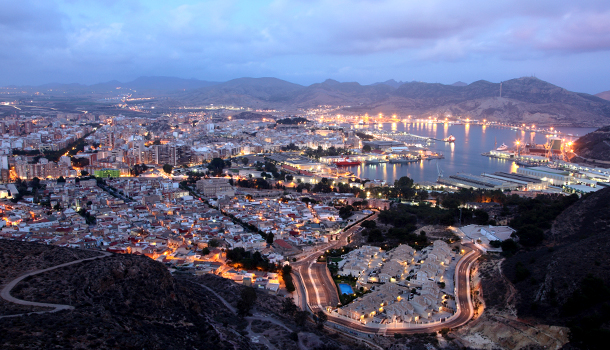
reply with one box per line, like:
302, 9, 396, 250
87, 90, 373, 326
2, 0, 610, 94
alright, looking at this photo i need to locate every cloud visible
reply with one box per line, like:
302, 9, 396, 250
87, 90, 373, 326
1, 0, 610, 91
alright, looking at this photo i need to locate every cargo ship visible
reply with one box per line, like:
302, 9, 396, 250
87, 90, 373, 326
443, 135, 456, 143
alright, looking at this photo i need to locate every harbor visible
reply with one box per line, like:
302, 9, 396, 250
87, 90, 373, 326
343, 122, 596, 185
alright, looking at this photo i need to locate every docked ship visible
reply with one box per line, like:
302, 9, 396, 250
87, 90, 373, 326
365, 158, 385, 165
443, 135, 456, 143
496, 143, 509, 151
333, 158, 361, 166
389, 157, 419, 164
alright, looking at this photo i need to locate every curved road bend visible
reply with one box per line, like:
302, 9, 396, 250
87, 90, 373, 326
294, 234, 482, 335
0, 251, 111, 319
292, 212, 378, 311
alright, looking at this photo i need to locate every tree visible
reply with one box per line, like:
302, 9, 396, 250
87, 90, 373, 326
282, 265, 295, 292
361, 220, 377, 229
201, 247, 210, 255
208, 238, 221, 248
81, 170, 89, 177
515, 224, 544, 246
241, 157, 249, 165
57, 176, 66, 183
281, 297, 298, 316
208, 157, 225, 172
362, 144, 372, 153
266, 232, 275, 245
294, 310, 309, 327
394, 176, 415, 199
162, 164, 173, 175
339, 205, 354, 220
236, 287, 258, 317
501, 239, 518, 255
473, 209, 489, 225
314, 310, 328, 329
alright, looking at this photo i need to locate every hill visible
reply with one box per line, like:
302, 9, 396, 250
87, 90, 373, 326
0, 241, 349, 350
500, 188, 610, 349
16, 76, 219, 95
571, 125, 610, 162
174, 77, 610, 127
6, 76, 610, 126
181, 77, 305, 107
596, 90, 610, 101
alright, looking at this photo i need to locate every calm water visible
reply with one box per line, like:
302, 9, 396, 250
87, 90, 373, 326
348, 123, 597, 184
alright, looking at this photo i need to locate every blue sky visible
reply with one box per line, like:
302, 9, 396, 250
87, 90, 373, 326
1, 0, 610, 93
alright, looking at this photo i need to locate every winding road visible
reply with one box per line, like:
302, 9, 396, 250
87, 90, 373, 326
291, 211, 482, 335
0, 251, 111, 319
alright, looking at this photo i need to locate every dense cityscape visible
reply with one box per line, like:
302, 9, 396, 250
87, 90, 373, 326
2, 1, 610, 350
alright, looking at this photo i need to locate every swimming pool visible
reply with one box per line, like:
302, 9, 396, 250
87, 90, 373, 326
338, 283, 354, 295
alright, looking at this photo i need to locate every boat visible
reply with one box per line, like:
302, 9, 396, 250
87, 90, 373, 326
365, 159, 385, 165
443, 135, 456, 143
389, 157, 419, 164
496, 143, 509, 151
333, 158, 361, 166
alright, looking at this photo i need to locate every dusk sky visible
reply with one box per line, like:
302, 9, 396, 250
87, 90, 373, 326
2, 0, 610, 93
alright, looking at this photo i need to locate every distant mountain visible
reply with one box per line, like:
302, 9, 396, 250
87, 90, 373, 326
174, 76, 610, 126
117, 76, 218, 91
6, 75, 610, 126
371, 79, 406, 88
11, 77, 219, 95
571, 125, 610, 162
180, 77, 304, 107
451, 81, 468, 87
596, 90, 610, 101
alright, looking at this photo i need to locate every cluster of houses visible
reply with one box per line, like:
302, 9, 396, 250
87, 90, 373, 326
220, 195, 343, 248
0, 177, 286, 276
335, 240, 457, 325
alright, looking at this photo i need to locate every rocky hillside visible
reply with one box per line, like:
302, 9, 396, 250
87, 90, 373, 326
0, 252, 252, 350
0, 241, 355, 350
174, 77, 610, 127
500, 187, 610, 349
571, 125, 610, 162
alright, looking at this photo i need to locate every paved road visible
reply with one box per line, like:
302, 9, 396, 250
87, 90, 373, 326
0, 251, 111, 319
293, 212, 377, 312
292, 213, 483, 334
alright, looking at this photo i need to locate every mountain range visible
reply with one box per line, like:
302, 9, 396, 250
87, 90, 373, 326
6, 76, 610, 127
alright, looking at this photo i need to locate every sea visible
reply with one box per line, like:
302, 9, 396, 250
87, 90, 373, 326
346, 123, 597, 184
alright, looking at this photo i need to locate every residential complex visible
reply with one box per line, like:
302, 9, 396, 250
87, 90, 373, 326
335, 240, 456, 325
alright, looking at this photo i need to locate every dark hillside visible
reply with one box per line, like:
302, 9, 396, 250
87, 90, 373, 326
0, 252, 253, 350
502, 187, 610, 349
571, 125, 610, 162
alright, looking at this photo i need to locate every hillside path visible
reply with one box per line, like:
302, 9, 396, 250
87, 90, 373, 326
0, 251, 111, 319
